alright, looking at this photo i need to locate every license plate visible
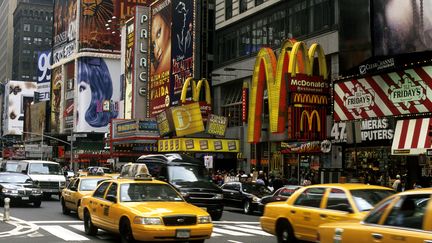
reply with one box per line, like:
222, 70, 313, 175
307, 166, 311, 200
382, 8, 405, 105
176, 229, 190, 238
22, 197, 29, 200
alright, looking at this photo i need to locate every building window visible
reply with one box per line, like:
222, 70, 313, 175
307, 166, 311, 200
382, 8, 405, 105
221, 83, 243, 127
22, 49, 31, 55
23, 36, 31, 44
240, 0, 247, 13
226, 0, 233, 20
34, 25, 43, 33
312, 0, 332, 31
23, 24, 31, 31
255, 0, 264, 6
34, 37, 42, 45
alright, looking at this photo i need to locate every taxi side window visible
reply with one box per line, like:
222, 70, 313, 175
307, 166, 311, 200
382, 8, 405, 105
326, 188, 351, 212
94, 182, 110, 198
294, 188, 325, 208
105, 183, 117, 200
364, 197, 393, 224
71, 179, 79, 191
67, 179, 77, 189
384, 195, 429, 230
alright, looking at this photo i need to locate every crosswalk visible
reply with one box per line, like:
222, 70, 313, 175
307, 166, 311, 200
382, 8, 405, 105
30, 221, 272, 241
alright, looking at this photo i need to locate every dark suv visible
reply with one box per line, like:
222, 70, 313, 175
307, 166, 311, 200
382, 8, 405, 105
136, 153, 224, 220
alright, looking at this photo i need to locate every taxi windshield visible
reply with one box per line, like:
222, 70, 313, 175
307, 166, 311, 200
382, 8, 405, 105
120, 183, 184, 202
350, 189, 395, 211
80, 178, 107, 191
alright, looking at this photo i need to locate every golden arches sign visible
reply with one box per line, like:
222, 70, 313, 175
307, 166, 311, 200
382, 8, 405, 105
180, 77, 211, 104
247, 40, 328, 143
300, 110, 321, 132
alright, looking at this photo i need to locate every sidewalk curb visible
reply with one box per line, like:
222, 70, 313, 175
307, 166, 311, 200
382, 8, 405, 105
0, 213, 39, 237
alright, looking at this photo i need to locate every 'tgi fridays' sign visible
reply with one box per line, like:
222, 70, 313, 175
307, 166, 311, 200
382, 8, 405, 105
331, 118, 394, 143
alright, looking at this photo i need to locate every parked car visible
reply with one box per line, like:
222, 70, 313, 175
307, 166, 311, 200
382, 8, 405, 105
221, 181, 273, 214
78, 174, 213, 242
0, 172, 43, 207
258, 185, 302, 212
60, 175, 110, 215
260, 183, 395, 243
318, 188, 432, 243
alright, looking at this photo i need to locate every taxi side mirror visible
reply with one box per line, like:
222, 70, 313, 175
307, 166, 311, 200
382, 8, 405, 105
106, 195, 117, 203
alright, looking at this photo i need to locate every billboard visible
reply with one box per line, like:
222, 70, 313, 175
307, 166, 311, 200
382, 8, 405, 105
3, 81, 36, 135
149, 0, 172, 116
24, 101, 48, 141
79, 0, 120, 53
373, 0, 432, 56
334, 65, 432, 121
64, 62, 75, 131
170, 0, 194, 106
158, 138, 240, 152
36, 51, 52, 101
76, 57, 121, 132
247, 40, 329, 143
50, 67, 63, 134
114, 0, 150, 21
53, 0, 77, 64
124, 20, 134, 119
171, 102, 204, 137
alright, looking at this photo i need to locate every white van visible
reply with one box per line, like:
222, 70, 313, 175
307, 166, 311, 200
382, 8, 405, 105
1, 160, 66, 199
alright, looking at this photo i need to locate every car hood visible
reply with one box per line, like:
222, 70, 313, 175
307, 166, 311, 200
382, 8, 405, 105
126, 201, 209, 216
29, 174, 66, 182
0, 182, 36, 189
172, 181, 222, 192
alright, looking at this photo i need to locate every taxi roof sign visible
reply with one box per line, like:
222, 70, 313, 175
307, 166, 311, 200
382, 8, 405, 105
120, 163, 152, 180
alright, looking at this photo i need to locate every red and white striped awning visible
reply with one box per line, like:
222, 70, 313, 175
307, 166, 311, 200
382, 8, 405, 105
392, 118, 432, 155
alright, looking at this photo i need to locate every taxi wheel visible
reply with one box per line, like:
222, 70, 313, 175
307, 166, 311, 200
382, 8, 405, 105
84, 210, 98, 236
120, 218, 135, 243
243, 200, 252, 214
276, 220, 296, 243
61, 198, 70, 215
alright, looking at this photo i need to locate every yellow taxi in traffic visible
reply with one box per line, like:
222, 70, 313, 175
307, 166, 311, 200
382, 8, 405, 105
260, 183, 395, 242
318, 188, 432, 243
77, 174, 213, 242
61, 175, 111, 215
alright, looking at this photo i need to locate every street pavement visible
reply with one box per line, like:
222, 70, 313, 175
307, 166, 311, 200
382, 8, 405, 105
0, 213, 39, 238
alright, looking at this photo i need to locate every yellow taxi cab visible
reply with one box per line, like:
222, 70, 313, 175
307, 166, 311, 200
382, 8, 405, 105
61, 175, 111, 215
318, 188, 432, 243
77, 169, 213, 242
260, 183, 395, 242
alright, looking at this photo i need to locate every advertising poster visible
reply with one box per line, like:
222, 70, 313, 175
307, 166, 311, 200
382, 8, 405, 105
170, 0, 194, 106
149, 0, 172, 117
79, 0, 120, 53
124, 20, 134, 119
30, 101, 47, 136
114, 0, 150, 21
36, 51, 52, 101
76, 57, 121, 132
3, 81, 36, 135
50, 67, 63, 134
64, 62, 75, 131
373, 0, 432, 56
53, 0, 77, 64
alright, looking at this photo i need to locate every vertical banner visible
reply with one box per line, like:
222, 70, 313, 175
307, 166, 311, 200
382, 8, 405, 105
51, 67, 63, 134
124, 19, 134, 119
149, 0, 172, 117
63, 62, 75, 131
36, 51, 52, 101
170, 0, 194, 106
133, 6, 150, 119
76, 57, 121, 132
53, 0, 77, 64
79, 0, 120, 52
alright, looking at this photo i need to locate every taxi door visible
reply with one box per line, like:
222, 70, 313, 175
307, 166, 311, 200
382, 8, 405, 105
369, 194, 432, 243
289, 187, 326, 241
98, 182, 119, 232
320, 188, 356, 225
63, 178, 78, 209
87, 181, 111, 227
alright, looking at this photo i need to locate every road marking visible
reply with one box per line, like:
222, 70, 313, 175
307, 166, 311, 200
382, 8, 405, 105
29, 220, 81, 224
40, 225, 89, 241
237, 224, 264, 230
221, 225, 272, 236
227, 240, 244, 243
213, 221, 260, 224
212, 227, 253, 236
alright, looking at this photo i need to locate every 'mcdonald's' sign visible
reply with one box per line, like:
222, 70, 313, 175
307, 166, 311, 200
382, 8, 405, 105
247, 40, 329, 143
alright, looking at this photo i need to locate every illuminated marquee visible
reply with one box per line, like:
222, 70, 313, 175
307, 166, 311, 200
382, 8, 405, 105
247, 40, 328, 143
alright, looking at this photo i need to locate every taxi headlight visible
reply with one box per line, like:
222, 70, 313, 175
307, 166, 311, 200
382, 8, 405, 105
2, 188, 18, 194
133, 216, 162, 225
198, 216, 212, 224
214, 194, 223, 199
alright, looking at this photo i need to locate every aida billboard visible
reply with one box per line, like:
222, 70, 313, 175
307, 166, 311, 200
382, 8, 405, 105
79, 0, 120, 53
148, 0, 196, 116
76, 57, 121, 133
247, 40, 329, 143
53, 0, 77, 64
3, 81, 37, 135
